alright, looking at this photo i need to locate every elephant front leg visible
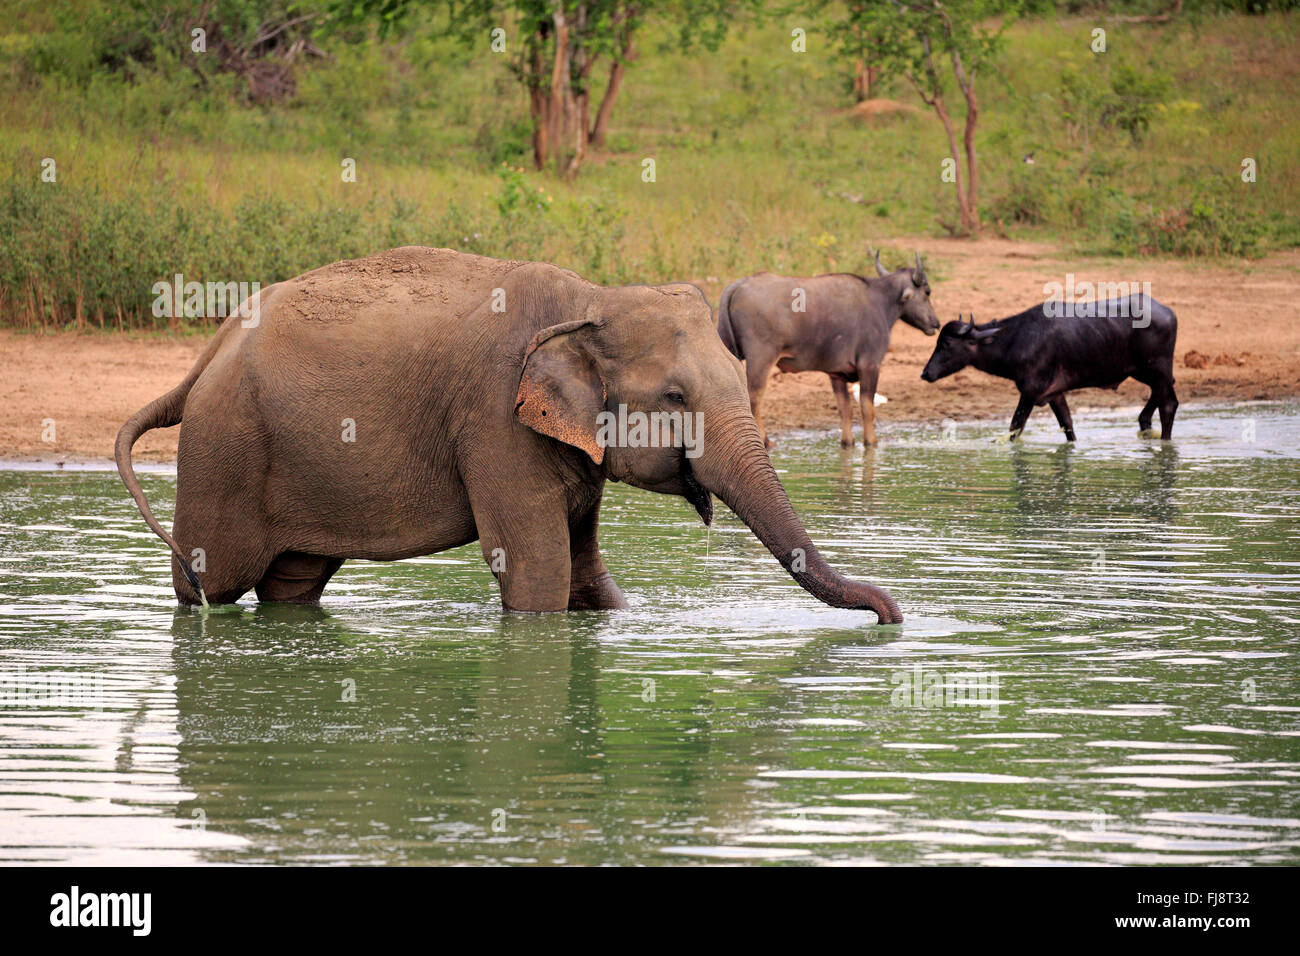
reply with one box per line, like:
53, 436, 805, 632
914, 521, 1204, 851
568, 502, 629, 611
472, 495, 574, 612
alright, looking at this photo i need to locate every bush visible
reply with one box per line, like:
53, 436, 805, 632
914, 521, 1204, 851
0, 164, 639, 330
1109, 185, 1267, 258
987, 163, 1057, 225
474, 119, 533, 168
1101, 64, 1172, 142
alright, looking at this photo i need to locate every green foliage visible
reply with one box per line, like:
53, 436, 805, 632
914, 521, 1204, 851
0, 4, 1294, 329
12, 0, 328, 88
475, 119, 534, 168
1109, 183, 1267, 258
1101, 63, 1171, 141
840, 0, 1021, 95
0, 163, 637, 329
1022, 0, 1299, 11
494, 163, 554, 216
567, 191, 628, 279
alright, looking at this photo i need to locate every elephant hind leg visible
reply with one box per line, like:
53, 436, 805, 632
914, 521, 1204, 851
171, 517, 271, 606
172, 555, 264, 606
256, 552, 345, 604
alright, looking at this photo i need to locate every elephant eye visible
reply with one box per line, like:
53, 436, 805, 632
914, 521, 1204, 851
664, 388, 686, 404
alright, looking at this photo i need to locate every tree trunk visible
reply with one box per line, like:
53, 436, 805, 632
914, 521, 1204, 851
547, 7, 571, 173
527, 32, 550, 170
848, 5, 874, 103
590, 40, 633, 148
852, 59, 875, 102
563, 87, 587, 178
951, 49, 982, 234
909, 33, 978, 236
529, 90, 548, 170
961, 85, 980, 233
931, 94, 973, 234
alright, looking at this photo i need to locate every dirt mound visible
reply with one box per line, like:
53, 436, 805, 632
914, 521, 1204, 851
1184, 350, 1251, 369
846, 98, 920, 121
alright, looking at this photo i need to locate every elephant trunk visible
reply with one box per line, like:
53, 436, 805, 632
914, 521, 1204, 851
691, 408, 903, 623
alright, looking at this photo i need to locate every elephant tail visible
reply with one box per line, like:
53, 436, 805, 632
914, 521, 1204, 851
114, 316, 244, 607
716, 279, 746, 361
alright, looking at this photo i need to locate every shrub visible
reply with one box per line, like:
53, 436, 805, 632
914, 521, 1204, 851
1109, 185, 1267, 258
1101, 64, 1172, 142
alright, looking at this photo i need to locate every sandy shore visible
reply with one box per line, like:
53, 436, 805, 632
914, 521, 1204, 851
3, 239, 1298, 463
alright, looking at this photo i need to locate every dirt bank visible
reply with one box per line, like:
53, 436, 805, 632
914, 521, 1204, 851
2, 239, 1298, 463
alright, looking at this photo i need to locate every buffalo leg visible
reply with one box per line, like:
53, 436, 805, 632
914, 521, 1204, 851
859, 366, 881, 446
1135, 360, 1178, 439
746, 352, 778, 448
1008, 393, 1035, 440
1138, 395, 1159, 435
1158, 383, 1179, 440
1048, 395, 1076, 442
829, 374, 855, 447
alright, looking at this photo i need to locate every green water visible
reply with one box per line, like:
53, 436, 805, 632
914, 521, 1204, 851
1, 402, 1298, 865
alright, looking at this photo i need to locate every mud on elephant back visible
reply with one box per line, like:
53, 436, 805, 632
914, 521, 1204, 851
115, 247, 903, 624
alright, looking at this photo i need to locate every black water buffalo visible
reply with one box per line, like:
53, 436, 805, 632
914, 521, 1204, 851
920, 295, 1179, 441
717, 250, 940, 447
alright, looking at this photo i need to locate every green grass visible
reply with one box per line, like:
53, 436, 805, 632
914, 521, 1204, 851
0, 4, 1296, 328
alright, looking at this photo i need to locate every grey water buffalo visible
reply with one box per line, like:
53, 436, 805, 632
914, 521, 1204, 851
920, 295, 1179, 441
716, 250, 940, 447
115, 246, 903, 622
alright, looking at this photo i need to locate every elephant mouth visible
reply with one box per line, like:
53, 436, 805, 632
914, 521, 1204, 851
682, 461, 714, 527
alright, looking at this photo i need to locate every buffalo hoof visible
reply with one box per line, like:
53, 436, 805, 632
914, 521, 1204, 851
994, 430, 1023, 444
1138, 428, 1160, 439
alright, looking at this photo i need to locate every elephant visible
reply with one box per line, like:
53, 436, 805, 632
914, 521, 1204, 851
115, 247, 902, 623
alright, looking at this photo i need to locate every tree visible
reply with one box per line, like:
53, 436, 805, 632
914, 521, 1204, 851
336, 0, 734, 177
846, 3, 878, 102
842, 0, 1019, 234
511, 1, 643, 176
71, 1, 327, 103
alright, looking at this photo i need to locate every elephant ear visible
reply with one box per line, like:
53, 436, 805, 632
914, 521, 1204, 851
515, 318, 607, 464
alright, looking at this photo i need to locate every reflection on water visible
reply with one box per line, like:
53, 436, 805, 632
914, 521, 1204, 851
0, 402, 1297, 864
